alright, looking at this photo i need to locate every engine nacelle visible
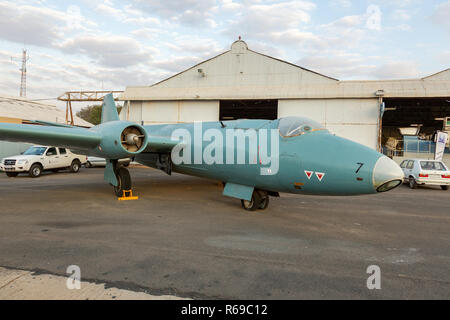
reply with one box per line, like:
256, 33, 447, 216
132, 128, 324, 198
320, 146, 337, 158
89, 121, 148, 159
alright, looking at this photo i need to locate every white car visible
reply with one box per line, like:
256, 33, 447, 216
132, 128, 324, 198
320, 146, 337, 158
400, 159, 450, 190
0, 145, 87, 178
85, 156, 131, 168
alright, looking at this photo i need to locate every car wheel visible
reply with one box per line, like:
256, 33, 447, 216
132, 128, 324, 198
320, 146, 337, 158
241, 191, 262, 211
409, 176, 417, 189
123, 162, 130, 167
70, 160, 81, 173
114, 167, 131, 197
85, 161, 92, 168
29, 164, 42, 178
441, 185, 449, 191
6, 172, 18, 177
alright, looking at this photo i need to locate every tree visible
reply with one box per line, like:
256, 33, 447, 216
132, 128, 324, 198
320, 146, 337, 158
76, 104, 122, 125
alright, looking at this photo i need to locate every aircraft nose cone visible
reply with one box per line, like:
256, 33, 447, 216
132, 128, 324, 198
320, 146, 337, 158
372, 156, 404, 192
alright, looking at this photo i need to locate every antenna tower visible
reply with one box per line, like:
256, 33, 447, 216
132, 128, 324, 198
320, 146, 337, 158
19, 49, 29, 97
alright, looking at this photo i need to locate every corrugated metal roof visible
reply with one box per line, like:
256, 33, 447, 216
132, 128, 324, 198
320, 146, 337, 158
120, 41, 450, 101
0, 95, 92, 127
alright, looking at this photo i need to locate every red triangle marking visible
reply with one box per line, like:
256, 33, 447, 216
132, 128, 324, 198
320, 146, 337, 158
315, 172, 325, 181
305, 170, 313, 179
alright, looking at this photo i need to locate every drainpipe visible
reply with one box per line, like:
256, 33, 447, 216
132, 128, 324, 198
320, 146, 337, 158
375, 90, 385, 153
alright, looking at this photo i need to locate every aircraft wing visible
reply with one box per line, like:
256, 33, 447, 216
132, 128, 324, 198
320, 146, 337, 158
0, 122, 181, 154
0, 122, 101, 150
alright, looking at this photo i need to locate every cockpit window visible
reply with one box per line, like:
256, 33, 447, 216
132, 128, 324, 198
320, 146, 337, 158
278, 117, 326, 137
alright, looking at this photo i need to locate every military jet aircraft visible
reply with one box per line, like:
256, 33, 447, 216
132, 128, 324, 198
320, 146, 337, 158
0, 94, 404, 210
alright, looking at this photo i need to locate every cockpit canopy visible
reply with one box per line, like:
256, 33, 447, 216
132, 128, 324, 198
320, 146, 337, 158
278, 116, 327, 137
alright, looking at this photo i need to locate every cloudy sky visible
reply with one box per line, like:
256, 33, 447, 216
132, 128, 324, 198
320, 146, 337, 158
0, 0, 449, 110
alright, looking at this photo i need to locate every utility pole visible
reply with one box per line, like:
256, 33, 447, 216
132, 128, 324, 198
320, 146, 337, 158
11, 49, 29, 97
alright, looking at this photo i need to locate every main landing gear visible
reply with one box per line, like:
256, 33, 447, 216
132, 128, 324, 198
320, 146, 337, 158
241, 190, 270, 211
111, 162, 138, 200
114, 167, 131, 197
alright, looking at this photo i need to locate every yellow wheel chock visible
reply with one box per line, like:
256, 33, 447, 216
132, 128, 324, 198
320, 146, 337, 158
118, 189, 139, 201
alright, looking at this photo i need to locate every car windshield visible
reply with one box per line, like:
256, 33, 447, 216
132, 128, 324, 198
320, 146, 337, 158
278, 116, 327, 137
23, 146, 47, 155
420, 161, 446, 171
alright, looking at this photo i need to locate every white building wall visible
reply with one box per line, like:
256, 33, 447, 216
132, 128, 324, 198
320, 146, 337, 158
278, 99, 379, 149
123, 100, 219, 125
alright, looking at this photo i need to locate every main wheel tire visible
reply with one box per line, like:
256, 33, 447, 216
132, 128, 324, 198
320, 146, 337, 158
409, 177, 417, 189
114, 167, 132, 197
441, 185, 449, 191
29, 164, 42, 178
257, 191, 270, 210
6, 172, 18, 177
241, 191, 262, 211
70, 160, 81, 173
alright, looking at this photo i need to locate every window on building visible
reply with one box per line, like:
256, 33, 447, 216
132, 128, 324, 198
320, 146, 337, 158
219, 100, 278, 121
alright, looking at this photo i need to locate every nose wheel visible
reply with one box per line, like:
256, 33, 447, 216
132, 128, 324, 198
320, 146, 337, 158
241, 190, 270, 211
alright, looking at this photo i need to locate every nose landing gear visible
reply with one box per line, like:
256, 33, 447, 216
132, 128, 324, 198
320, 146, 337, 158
241, 190, 270, 211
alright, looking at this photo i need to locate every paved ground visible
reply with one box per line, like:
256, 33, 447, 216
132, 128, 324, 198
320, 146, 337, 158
0, 166, 448, 299
0, 267, 186, 300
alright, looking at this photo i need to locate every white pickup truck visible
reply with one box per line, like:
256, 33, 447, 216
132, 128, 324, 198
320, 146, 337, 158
0, 145, 87, 178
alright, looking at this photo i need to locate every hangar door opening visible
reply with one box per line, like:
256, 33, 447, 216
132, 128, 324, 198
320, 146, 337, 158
219, 100, 278, 121
381, 98, 450, 157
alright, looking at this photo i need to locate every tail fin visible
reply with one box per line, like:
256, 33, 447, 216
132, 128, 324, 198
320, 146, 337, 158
101, 93, 120, 123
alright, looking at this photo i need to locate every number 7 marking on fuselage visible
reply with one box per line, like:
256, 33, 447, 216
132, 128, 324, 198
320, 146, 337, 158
356, 162, 364, 174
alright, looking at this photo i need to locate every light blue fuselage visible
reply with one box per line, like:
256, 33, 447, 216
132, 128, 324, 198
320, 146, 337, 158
135, 119, 387, 196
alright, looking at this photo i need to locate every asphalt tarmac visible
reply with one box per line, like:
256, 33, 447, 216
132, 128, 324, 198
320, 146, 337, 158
0, 166, 448, 299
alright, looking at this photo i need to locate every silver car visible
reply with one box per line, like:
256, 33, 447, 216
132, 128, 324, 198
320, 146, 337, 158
400, 159, 450, 190
85, 156, 131, 168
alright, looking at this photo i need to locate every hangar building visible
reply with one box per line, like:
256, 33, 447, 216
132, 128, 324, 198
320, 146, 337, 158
120, 40, 450, 157
0, 95, 91, 159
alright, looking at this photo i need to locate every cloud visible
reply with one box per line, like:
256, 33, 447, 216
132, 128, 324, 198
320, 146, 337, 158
393, 9, 411, 21
372, 61, 420, 79
431, 1, 450, 33
436, 50, 450, 64
236, 1, 315, 35
165, 36, 224, 56
130, 28, 161, 40
297, 54, 377, 79
0, 1, 64, 47
96, 2, 161, 26
129, 0, 217, 27
96, 3, 126, 20
398, 24, 412, 31
219, 0, 243, 11
329, 0, 352, 8
264, 29, 325, 49
59, 35, 154, 68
